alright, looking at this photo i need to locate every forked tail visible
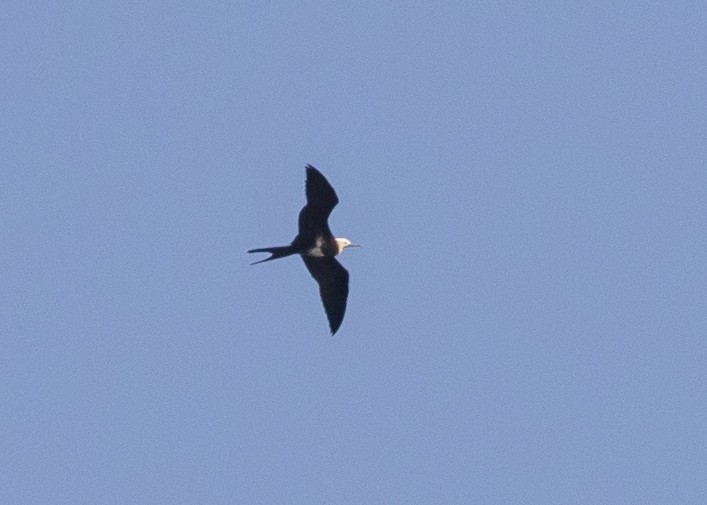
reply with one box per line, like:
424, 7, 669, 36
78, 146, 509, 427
247, 245, 297, 265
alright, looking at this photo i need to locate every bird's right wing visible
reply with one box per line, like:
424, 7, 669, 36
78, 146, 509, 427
305, 165, 338, 217
302, 256, 349, 335
298, 165, 339, 240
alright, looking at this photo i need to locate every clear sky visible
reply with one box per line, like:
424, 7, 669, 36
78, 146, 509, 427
2, 2, 706, 503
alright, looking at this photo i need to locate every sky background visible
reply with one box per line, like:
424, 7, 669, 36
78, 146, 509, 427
2, 1, 706, 503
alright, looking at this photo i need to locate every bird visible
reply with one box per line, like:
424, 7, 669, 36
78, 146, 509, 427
248, 165, 359, 335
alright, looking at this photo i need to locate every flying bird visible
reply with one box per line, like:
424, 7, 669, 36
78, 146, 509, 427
248, 165, 359, 335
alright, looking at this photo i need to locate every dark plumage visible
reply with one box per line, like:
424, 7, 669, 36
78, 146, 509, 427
248, 165, 358, 335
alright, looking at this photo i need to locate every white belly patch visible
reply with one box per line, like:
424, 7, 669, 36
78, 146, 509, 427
306, 236, 327, 257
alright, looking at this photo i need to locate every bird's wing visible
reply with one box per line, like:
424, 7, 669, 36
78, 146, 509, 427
298, 165, 339, 240
302, 256, 349, 335
305, 165, 339, 217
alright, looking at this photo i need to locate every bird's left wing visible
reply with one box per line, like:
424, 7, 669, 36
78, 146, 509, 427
302, 256, 349, 335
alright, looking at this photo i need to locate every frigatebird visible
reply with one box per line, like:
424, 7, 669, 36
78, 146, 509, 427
248, 165, 359, 335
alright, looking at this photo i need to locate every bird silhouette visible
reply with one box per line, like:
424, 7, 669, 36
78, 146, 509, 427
248, 165, 359, 335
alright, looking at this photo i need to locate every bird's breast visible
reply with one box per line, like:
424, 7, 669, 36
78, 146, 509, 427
305, 235, 336, 257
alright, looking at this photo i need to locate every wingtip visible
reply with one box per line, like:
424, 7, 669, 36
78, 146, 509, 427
329, 321, 343, 335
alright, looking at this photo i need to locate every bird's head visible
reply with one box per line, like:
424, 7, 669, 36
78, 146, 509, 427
335, 238, 361, 255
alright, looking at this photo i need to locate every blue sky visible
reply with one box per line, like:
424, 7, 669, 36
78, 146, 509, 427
2, 1, 706, 503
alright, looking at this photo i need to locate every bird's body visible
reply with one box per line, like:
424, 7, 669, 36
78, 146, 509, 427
248, 165, 358, 335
